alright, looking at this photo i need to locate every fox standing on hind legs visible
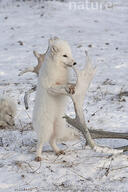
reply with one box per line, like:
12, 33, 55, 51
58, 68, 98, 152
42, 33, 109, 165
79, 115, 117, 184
32, 37, 77, 161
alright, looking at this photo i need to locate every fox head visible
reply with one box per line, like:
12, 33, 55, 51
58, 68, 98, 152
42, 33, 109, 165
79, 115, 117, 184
48, 37, 76, 68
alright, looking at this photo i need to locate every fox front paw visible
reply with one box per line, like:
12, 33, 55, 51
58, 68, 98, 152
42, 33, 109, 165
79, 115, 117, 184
66, 85, 75, 95
56, 150, 65, 156
35, 156, 42, 162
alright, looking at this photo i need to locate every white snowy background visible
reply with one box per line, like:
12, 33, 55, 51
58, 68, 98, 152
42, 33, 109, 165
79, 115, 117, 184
0, 0, 128, 191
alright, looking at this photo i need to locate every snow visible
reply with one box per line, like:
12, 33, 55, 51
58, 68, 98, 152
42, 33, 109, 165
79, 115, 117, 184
0, 0, 128, 191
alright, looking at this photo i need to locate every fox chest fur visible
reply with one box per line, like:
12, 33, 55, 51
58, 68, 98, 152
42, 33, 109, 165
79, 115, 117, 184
39, 55, 69, 89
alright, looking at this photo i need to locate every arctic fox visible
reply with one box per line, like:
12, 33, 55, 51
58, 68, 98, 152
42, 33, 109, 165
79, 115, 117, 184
32, 37, 77, 161
0, 97, 16, 128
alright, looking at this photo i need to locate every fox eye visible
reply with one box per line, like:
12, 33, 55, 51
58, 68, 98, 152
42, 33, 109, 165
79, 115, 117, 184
63, 55, 68, 57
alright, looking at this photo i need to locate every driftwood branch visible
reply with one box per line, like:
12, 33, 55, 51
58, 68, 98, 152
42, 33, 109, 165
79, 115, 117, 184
68, 52, 97, 149
64, 51, 127, 153
19, 50, 45, 76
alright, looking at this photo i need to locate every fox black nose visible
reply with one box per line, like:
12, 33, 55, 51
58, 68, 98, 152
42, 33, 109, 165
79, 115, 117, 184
73, 62, 77, 66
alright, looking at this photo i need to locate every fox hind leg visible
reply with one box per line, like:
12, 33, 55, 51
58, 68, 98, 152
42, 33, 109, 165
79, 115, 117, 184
35, 138, 44, 161
50, 118, 65, 156
50, 136, 65, 156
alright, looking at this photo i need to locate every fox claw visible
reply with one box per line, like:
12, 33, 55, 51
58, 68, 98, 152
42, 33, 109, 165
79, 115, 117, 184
56, 150, 65, 156
66, 85, 75, 95
35, 156, 42, 162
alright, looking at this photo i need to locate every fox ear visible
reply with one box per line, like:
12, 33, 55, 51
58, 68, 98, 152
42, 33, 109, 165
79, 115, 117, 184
53, 36, 59, 40
49, 38, 54, 47
51, 45, 58, 54
48, 37, 59, 54
48, 37, 59, 47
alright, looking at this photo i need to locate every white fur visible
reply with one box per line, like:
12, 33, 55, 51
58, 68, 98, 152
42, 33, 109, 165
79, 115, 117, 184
32, 38, 78, 159
0, 97, 16, 127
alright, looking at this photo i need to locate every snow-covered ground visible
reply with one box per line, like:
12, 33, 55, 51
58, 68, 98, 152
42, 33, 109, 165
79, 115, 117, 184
0, 0, 128, 191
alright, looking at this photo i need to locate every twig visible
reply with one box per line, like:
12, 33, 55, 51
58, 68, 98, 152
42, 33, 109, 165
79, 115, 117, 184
104, 157, 113, 176
30, 162, 41, 174
24, 86, 36, 110
114, 145, 128, 152
111, 165, 128, 171
69, 169, 88, 181
24, 109, 31, 120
